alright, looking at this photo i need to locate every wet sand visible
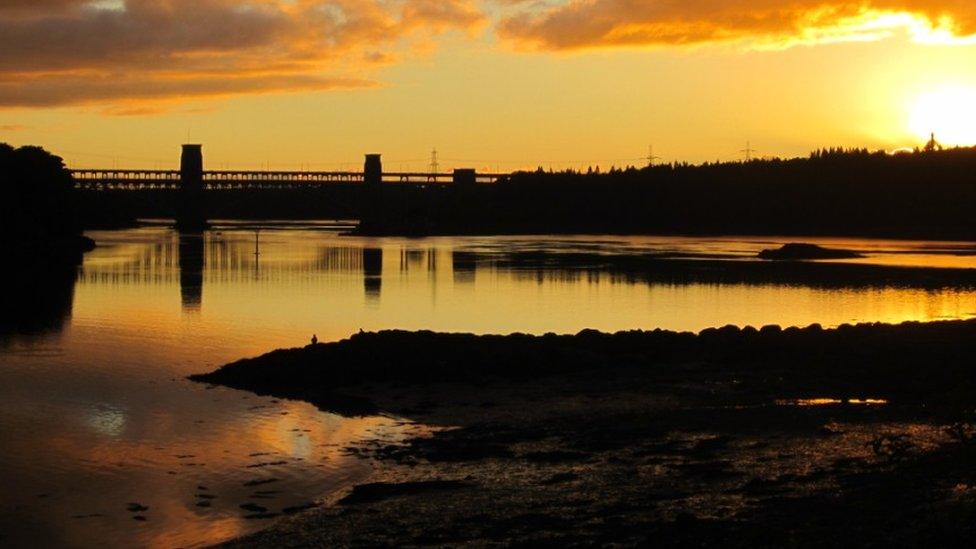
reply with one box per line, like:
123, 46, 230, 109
194, 321, 976, 547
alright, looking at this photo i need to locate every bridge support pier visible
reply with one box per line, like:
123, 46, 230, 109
177, 144, 208, 231
453, 169, 476, 187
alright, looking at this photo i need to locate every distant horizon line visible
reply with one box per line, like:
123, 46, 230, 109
57, 142, 976, 174
6, 138, 976, 173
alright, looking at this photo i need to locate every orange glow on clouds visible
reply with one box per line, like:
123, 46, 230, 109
498, 1, 976, 51
2, 1, 976, 108
2, 1, 976, 166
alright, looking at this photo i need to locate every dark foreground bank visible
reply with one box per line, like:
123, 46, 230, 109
194, 321, 976, 547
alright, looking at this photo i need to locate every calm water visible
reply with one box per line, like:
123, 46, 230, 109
2, 223, 976, 547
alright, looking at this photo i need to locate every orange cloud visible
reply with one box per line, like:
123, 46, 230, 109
497, 0, 976, 50
0, 72, 375, 108
0, 0, 485, 109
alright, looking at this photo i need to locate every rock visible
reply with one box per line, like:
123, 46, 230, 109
243, 513, 280, 520
243, 478, 280, 487
338, 480, 472, 506
758, 243, 863, 261
283, 502, 321, 515
522, 450, 590, 463
540, 472, 580, 485
240, 503, 268, 513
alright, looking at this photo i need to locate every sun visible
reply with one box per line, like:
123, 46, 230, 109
908, 85, 976, 146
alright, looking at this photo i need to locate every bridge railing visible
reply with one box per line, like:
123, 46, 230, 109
71, 169, 180, 190
204, 171, 363, 183
70, 169, 508, 189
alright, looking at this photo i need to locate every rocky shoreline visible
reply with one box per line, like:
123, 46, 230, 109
194, 321, 976, 546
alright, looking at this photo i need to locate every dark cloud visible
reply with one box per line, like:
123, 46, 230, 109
0, 72, 374, 108
0, 0, 485, 109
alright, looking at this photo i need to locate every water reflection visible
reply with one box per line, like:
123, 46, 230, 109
67, 228, 976, 336
0, 251, 79, 343
4, 226, 976, 548
178, 232, 204, 311
363, 248, 382, 303
452, 251, 476, 285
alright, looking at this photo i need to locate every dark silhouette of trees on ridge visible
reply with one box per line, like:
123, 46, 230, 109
368, 145, 976, 238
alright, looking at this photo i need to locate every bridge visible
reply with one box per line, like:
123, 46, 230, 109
71, 154, 506, 191
71, 144, 509, 230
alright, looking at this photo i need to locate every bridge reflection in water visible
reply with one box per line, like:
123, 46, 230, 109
363, 248, 383, 303
74, 228, 468, 314
67, 227, 976, 339
178, 232, 204, 310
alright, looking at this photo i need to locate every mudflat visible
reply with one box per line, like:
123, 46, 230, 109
194, 321, 976, 547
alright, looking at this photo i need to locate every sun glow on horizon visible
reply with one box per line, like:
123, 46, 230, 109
908, 85, 976, 146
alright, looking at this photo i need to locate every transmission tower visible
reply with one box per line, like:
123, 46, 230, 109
429, 148, 439, 174
646, 145, 661, 168
740, 141, 757, 162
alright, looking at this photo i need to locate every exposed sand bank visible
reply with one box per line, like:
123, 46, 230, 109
194, 321, 976, 547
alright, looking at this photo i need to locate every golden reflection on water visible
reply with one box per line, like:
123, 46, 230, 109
70, 229, 976, 350
1, 226, 975, 547
0, 379, 425, 548
776, 398, 889, 407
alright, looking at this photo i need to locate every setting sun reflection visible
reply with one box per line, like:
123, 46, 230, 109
776, 398, 889, 407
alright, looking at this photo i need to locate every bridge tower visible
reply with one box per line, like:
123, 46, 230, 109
364, 154, 382, 186
452, 168, 476, 187
177, 144, 208, 230
358, 153, 388, 233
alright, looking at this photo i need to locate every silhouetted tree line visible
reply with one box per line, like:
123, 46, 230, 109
361, 146, 976, 238
0, 143, 80, 243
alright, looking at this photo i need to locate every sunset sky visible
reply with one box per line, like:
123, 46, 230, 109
2, 0, 976, 171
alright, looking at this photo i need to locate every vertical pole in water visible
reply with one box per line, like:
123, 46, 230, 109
177, 144, 207, 231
